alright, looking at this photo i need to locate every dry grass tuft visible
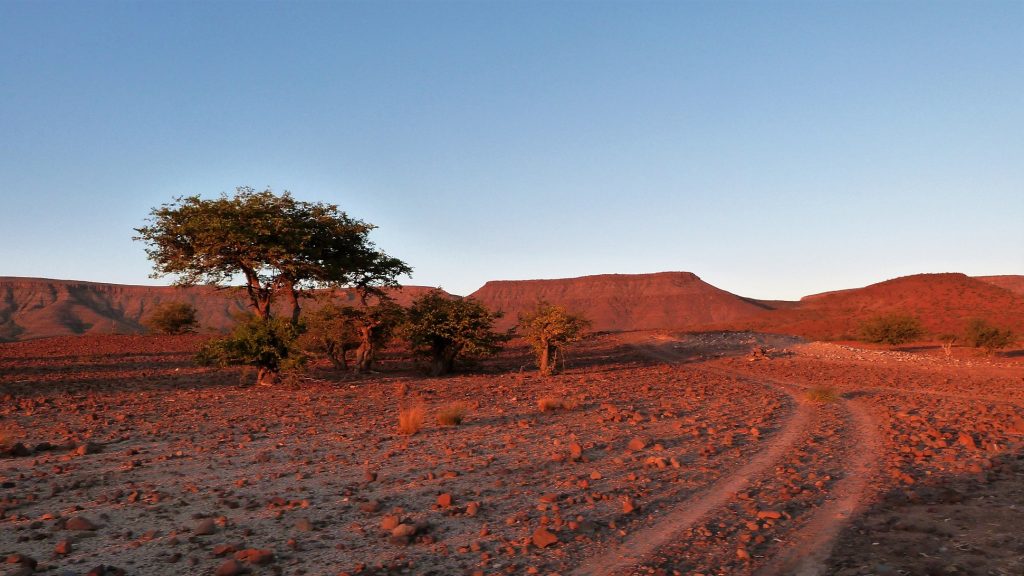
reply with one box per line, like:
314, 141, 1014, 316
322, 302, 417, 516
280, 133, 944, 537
398, 405, 425, 435
436, 402, 469, 426
538, 396, 580, 412
394, 381, 409, 397
805, 386, 839, 403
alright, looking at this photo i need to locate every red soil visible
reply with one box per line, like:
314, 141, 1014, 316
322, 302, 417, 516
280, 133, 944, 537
3, 332, 1022, 575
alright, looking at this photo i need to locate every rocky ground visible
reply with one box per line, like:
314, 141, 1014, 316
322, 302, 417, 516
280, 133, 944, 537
1, 332, 1022, 576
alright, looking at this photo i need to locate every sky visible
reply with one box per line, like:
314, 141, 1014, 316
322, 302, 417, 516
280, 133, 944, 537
1, 1, 1021, 300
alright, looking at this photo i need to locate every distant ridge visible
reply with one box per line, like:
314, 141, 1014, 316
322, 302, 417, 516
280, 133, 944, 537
976, 275, 1024, 297
0, 277, 442, 342
725, 273, 1024, 340
2, 272, 1022, 343
469, 272, 766, 332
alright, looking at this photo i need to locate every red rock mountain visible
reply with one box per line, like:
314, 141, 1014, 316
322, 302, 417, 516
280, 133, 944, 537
0, 277, 441, 342
469, 272, 767, 332
729, 273, 1024, 340
4, 272, 1022, 343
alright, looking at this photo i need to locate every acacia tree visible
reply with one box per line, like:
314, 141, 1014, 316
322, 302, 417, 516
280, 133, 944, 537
135, 187, 411, 385
404, 290, 508, 376
518, 302, 591, 376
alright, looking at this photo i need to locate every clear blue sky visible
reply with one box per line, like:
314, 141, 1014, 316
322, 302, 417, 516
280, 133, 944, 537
2, 1, 1021, 299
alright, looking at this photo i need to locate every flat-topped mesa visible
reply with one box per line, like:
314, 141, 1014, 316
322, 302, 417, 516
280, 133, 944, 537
469, 271, 766, 332
0, 277, 442, 342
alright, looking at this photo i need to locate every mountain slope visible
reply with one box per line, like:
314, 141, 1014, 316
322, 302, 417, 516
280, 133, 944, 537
0, 277, 441, 342
731, 273, 1024, 340
469, 272, 766, 332
976, 275, 1024, 297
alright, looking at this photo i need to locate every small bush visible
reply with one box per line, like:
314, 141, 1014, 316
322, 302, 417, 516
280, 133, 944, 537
964, 319, 1015, 354
196, 315, 304, 386
144, 301, 199, 334
398, 405, 425, 435
805, 386, 838, 403
394, 381, 409, 397
858, 314, 924, 345
538, 396, 579, 412
435, 402, 468, 426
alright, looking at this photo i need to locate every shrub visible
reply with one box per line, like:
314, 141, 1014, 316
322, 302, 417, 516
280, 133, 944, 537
964, 318, 1015, 353
858, 314, 923, 345
398, 405, 425, 435
197, 315, 304, 386
435, 402, 468, 426
144, 301, 198, 334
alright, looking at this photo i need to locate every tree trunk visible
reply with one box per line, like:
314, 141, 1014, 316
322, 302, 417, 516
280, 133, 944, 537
539, 341, 552, 376
256, 366, 280, 387
429, 343, 459, 376
354, 325, 374, 373
244, 272, 273, 319
324, 341, 346, 370
287, 286, 301, 326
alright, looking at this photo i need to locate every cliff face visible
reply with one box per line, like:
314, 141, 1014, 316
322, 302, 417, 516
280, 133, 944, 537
0, 278, 440, 342
468, 272, 767, 332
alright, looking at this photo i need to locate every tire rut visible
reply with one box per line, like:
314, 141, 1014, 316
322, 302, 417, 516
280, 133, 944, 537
571, 343, 811, 576
572, 338, 882, 576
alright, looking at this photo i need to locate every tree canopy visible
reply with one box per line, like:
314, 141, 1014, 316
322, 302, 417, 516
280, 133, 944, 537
404, 290, 508, 376
134, 187, 411, 323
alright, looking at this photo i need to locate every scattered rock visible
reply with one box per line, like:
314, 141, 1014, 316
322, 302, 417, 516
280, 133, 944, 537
531, 527, 558, 548
194, 518, 217, 536
215, 559, 248, 576
391, 523, 417, 538
627, 437, 648, 451
569, 442, 583, 460
233, 549, 274, 566
74, 442, 103, 456
65, 516, 98, 531
380, 515, 401, 531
